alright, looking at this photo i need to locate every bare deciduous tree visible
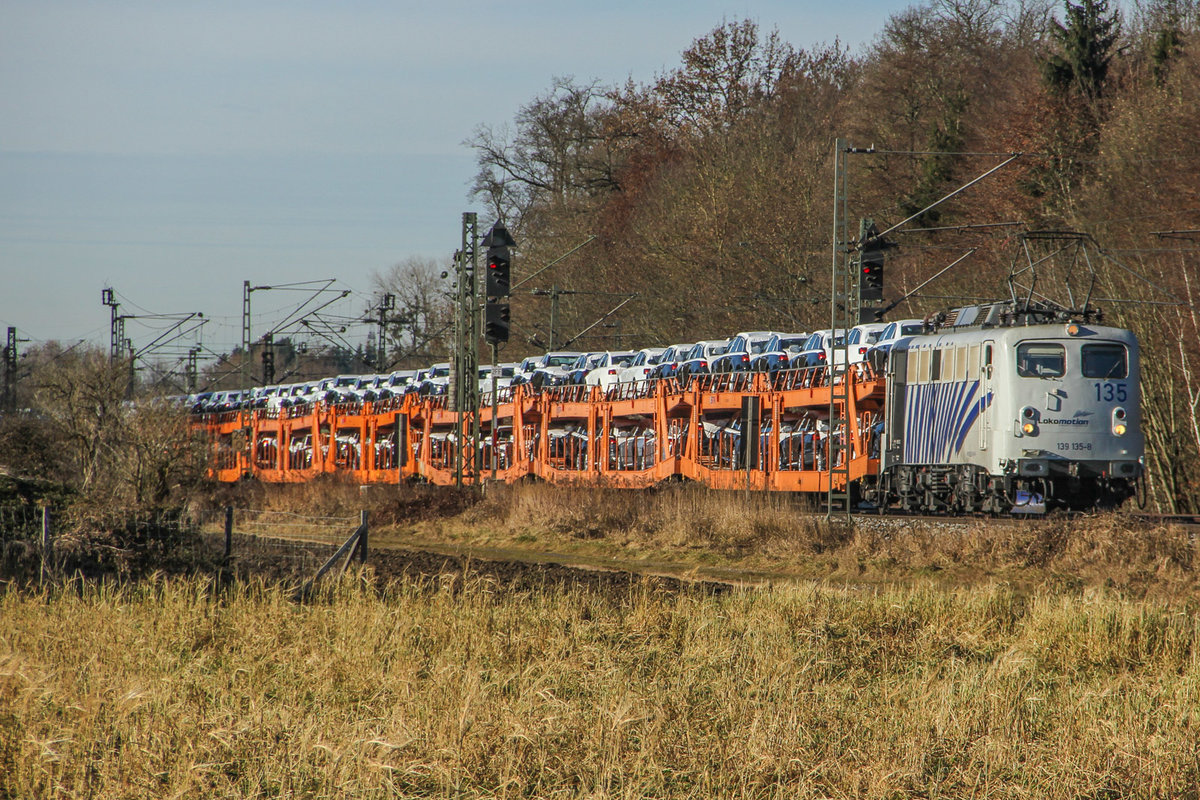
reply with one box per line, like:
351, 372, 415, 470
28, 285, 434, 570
372, 256, 455, 368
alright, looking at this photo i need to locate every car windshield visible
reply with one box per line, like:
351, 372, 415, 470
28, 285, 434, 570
547, 356, 576, 367
749, 340, 771, 354
707, 344, 728, 356
901, 324, 924, 336
431, 367, 450, 378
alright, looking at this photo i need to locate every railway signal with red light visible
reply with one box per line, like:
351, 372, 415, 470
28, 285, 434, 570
483, 222, 516, 298
857, 220, 892, 303
483, 221, 516, 345
859, 242, 885, 301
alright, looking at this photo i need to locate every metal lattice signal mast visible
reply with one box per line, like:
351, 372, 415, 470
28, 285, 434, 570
3, 327, 20, 410
187, 347, 200, 394
468, 219, 482, 484
102, 288, 124, 362
453, 212, 480, 487
375, 292, 394, 368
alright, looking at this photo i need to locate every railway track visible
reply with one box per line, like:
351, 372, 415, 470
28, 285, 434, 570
1125, 512, 1200, 530
823, 504, 1200, 529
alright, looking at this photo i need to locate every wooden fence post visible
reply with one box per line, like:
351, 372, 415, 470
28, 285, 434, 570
358, 509, 368, 563
294, 514, 369, 600
40, 507, 51, 586
224, 505, 233, 560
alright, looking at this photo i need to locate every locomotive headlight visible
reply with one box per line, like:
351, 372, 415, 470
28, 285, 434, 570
1020, 406, 1038, 436
1066, 323, 1081, 336
1113, 407, 1128, 436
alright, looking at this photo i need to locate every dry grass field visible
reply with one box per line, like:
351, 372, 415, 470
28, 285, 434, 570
4, 483, 1200, 798
3, 575, 1199, 798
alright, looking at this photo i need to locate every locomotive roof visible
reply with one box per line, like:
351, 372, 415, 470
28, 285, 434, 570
928, 300, 1103, 332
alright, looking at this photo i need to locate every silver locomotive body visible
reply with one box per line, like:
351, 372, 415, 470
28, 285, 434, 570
874, 304, 1143, 512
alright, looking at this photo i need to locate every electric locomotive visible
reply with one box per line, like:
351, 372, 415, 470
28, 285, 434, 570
865, 301, 1143, 513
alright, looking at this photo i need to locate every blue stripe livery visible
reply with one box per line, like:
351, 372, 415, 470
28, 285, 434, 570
903, 379, 993, 464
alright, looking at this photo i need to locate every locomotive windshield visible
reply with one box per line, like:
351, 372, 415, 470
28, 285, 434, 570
1016, 343, 1065, 377
1082, 343, 1128, 379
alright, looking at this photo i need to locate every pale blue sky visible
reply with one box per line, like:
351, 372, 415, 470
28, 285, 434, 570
1, 0, 911, 355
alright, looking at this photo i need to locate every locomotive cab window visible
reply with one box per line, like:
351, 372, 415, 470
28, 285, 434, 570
1017, 343, 1066, 377
1082, 343, 1128, 379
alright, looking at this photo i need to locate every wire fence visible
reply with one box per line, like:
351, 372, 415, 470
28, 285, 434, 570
1, 504, 368, 586
187, 507, 364, 568
219, 508, 359, 545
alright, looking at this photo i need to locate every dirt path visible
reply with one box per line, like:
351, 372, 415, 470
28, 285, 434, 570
217, 532, 732, 597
